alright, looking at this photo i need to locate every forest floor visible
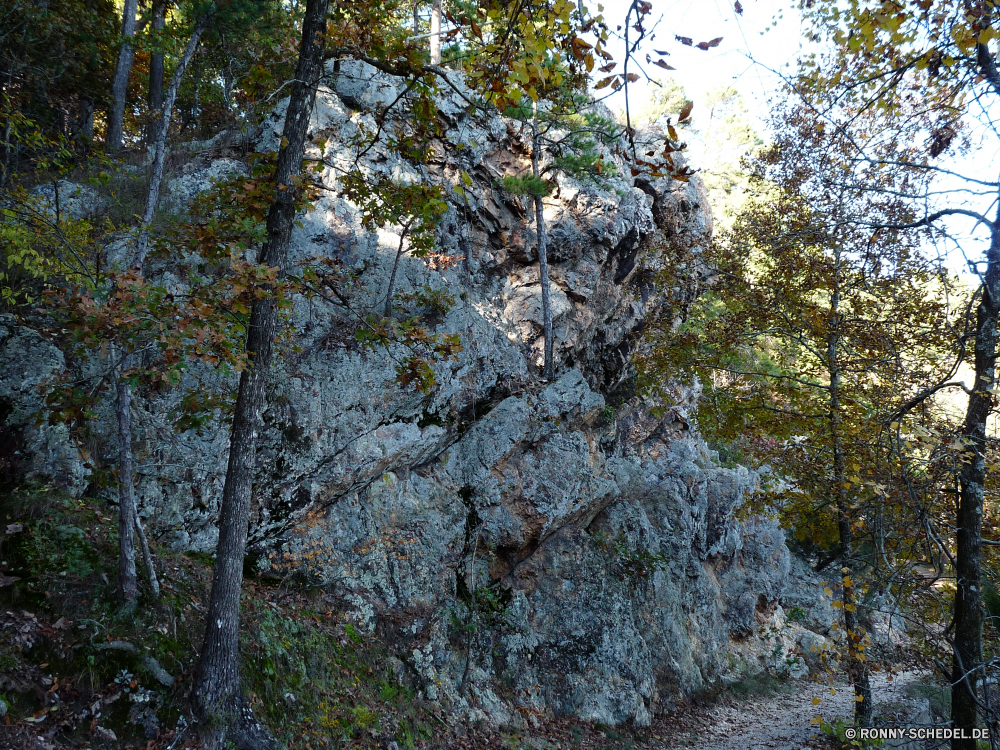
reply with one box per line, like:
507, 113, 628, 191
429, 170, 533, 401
656, 671, 933, 750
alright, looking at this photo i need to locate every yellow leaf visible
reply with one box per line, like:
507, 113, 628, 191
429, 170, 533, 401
824, 587, 833, 597
812, 697, 821, 705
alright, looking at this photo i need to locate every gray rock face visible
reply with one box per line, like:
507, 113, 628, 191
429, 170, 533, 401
0, 316, 88, 496
0, 64, 834, 725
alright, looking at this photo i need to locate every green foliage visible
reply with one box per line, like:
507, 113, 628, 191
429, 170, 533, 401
339, 174, 448, 257
243, 609, 433, 749
0, 0, 117, 152
354, 314, 462, 393
452, 581, 511, 633
396, 285, 456, 317
502, 174, 552, 197
459, 0, 595, 107
640, 100, 957, 552
820, 716, 880, 748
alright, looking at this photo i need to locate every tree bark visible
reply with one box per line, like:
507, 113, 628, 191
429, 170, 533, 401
951, 209, 1000, 749
135, 514, 160, 600
429, 0, 442, 64
147, 0, 167, 144
114, 357, 139, 608
107, 0, 140, 151
531, 103, 553, 379
113, 8, 212, 607
383, 218, 414, 317
135, 10, 213, 267
193, 0, 330, 745
827, 254, 872, 727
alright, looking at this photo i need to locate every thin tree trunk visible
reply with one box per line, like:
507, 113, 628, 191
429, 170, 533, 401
951, 209, 1000, 750
531, 102, 553, 379
147, 0, 166, 145
383, 219, 413, 317
135, 514, 160, 599
429, 0, 441, 64
135, 9, 213, 267
193, 0, 329, 745
827, 257, 872, 727
107, 0, 140, 151
115, 356, 139, 608
113, 9, 212, 608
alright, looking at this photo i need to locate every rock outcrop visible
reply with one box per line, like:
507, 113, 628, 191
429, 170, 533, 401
0, 62, 833, 726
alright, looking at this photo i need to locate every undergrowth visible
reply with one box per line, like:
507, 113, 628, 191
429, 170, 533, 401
0, 484, 436, 749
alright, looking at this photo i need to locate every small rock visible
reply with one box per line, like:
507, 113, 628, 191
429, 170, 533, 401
92, 726, 117, 743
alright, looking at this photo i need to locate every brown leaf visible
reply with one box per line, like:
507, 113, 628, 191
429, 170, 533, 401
653, 60, 675, 70
675, 35, 693, 46
679, 100, 694, 122
695, 37, 724, 50
735, 0, 743, 14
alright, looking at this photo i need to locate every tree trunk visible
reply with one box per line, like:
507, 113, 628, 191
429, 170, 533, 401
112, 9, 212, 607
193, 0, 329, 745
531, 103, 553, 379
135, 9, 213, 267
107, 0, 140, 151
827, 261, 872, 727
951, 211, 1000, 749
429, 0, 441, 64
383, 219, 413, 317
134, 514, 160, 599
147, 0, 166, 145
114, 355, 139, 608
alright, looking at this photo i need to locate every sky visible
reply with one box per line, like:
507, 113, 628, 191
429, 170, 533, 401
591, 0, 806, 129
587, 0, 997, 282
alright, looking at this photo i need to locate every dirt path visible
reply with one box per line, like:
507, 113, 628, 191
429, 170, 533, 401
665, 672, 929, 750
